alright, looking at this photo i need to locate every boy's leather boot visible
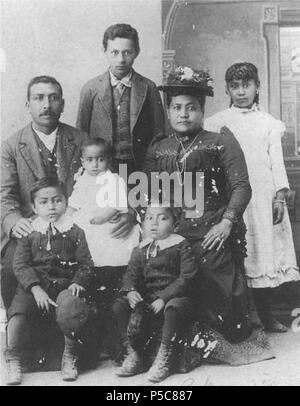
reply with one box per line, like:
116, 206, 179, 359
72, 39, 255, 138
6, 356, 22, 385
147, 342, 173, 382
61, 336, 79, 381
116, 344, 146, 377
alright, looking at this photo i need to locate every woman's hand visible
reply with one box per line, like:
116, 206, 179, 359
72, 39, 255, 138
202, 218, 233, 251
273, 201, 285, 224
273, 189, 287, 225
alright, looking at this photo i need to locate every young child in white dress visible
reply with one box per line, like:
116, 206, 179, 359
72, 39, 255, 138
205, 62, 299, 332
68, 137, 140, 268
67, 138, 140, 358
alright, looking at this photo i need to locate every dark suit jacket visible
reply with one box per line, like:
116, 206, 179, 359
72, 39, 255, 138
76, 70, 165, 170
120, 240, 198, 303
13, 224, 93, 293
1, 122, 87, 248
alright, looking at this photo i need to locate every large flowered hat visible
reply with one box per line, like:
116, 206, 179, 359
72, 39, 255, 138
158, 66, 214, 96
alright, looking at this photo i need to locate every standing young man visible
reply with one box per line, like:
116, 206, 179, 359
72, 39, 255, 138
76, 23, 165, 173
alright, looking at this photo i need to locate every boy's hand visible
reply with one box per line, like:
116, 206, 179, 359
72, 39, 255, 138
68, 283, 86, 297
150, 298, 165, 314
31, 285, 58, 312
127, 290, 143, 309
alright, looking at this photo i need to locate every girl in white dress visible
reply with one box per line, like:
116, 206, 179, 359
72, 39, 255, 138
205, 62, 299, 332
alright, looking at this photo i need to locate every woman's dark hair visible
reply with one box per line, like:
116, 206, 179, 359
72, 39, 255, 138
27, 75, 63, 101
81, 137, 114, 159
225, 62, 260, 105
30, 177, 67, 204
102, 24, 140, 55
166, 88, 205, 111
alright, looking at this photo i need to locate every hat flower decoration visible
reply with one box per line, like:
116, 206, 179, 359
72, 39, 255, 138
159, 66, 214, 96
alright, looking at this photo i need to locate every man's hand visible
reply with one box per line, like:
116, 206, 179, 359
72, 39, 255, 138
150, 298, 165, 314
12, 218, 34, 238
202, 218, 233, 251
31, 285, 58, 312
127, 290, 143, 309
90, 217, 105, 225
110, 211, 136, 239
68, 283, 86, 297
273, 201, 285, 224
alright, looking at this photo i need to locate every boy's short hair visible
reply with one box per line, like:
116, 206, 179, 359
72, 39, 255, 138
102, 24, 140, 55
27, 75, 63, 101
225, 62, 260, 85
81, 137, 114, 159
145, 199, 182, 224
30, 177, 67, 204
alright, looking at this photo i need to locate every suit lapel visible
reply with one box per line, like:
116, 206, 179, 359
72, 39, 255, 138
130, 71, 147, 132
18, 124, 46, 179
96, 72, 113, 120
56, 124, 77, 184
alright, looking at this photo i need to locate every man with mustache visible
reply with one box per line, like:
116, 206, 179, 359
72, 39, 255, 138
1, 76, 87, 310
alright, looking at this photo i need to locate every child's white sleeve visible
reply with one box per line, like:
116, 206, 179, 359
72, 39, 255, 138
269, 119, 290, 193
114, 174, 128, 213
95, 172, 128, 212
68, 178, 82, 210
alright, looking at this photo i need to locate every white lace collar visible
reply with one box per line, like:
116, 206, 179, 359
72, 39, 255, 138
140, 233, 185, 250
230, 103, 261, 114
32, 214, 74, 235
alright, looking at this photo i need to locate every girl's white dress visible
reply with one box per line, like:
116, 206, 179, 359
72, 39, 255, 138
205, 104, 299, 288
68, 169, 140, 267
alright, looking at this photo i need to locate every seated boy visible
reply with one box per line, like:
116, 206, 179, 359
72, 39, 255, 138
5, 177, 93, 385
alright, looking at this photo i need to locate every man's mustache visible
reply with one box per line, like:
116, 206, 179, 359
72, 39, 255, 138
40, 111, 55, 116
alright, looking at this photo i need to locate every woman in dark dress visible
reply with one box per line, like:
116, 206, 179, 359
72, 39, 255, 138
144, 67, 252, 342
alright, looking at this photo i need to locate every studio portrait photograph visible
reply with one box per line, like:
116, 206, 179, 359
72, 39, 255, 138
0, 0, 299, 388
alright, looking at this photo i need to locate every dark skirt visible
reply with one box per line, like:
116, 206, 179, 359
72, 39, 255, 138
176, 207, 251, 342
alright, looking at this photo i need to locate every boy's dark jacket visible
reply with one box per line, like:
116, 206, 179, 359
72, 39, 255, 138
76, 70, 165, 170
120, 238, 198, 302
13, 224, 93, 292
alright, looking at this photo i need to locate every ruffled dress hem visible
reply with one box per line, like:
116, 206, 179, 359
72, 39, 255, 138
247, 266, 300, 288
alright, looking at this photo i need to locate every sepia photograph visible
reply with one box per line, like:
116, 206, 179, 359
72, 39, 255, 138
0, 0, 299, 388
